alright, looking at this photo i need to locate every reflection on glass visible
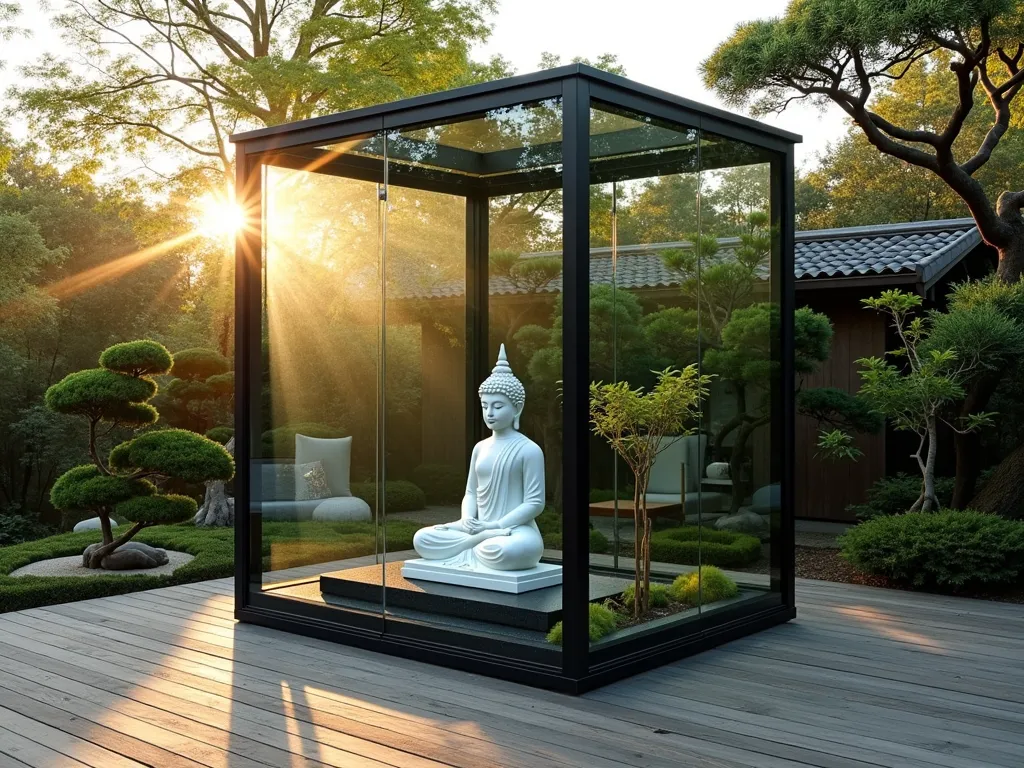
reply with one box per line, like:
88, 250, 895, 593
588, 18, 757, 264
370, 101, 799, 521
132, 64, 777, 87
256, 153, 384, 617
586, 105, 779, 648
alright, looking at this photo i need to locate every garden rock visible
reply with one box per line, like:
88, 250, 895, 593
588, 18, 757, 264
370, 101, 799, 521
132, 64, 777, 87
83, 541, 169, 570
715, 509, 767, 538
73, 517, 124, 532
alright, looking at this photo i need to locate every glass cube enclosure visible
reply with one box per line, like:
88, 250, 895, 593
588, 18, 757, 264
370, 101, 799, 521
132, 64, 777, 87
231, 65, 798, 692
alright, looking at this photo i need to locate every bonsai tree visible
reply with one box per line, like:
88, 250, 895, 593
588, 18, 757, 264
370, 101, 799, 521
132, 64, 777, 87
590, 366, 712, 617
822, 289, 1020, 512
163, 347, 235, 527
46, 340, 234, 569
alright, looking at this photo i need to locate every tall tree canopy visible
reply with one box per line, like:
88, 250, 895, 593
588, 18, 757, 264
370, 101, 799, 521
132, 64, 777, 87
704, 0, 1024, 281
800, 52, 1024, 229
17, 0, 501, 186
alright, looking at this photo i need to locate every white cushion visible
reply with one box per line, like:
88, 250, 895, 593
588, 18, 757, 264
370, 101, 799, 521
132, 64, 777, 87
312, 496, 372, 522
295, 434, 352, 497
648, 434, 706, 495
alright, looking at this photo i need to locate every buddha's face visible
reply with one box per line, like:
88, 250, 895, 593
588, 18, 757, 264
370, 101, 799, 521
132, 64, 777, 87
480, 392, 520, 432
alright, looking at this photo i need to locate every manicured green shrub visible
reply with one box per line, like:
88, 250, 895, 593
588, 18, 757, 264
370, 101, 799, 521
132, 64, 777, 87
411, 463, 465, 504
547, 602, 619, 645
350, 480, 426, 514
205, 426, 234, 444
622, 582, 671, 611
109, 428, 234, 484
46, 369, 157, 419
261, 423, 345, 458
0, 519, 424, 613
115, 494, 197, 524
648, 526, 762, 567
50, 464, 156, 509
839, 511, 1024, 589
98, 340, 173, 376
169, 347, 230, 379
671, 566, 739, 605
847, 473, 955, 520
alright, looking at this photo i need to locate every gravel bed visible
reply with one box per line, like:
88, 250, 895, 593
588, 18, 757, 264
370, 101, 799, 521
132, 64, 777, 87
10, 551, 194, 578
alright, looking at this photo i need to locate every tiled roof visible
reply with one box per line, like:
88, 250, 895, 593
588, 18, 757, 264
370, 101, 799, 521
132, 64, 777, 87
396, 218, 982, 299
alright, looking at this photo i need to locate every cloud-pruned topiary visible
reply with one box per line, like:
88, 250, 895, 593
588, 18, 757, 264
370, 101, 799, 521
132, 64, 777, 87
170, 347, 230, 379
205, 426, 234, 445
46, 339, 234, 569
98, 340, 173, 376
46, 369, 157, 420
109, 428, 234, 484
50, 465, 156, 509
115, 494, 198, 525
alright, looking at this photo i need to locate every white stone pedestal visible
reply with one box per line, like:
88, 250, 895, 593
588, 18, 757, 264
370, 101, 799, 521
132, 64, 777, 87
400, 559, 562, 594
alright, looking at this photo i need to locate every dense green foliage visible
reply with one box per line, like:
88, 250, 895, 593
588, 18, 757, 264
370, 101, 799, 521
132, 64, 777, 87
49, 464, 155, 509
671, 566, 740, 605
535, 509, 610, 554
170, 348, 230, 379
622, 582, 671, 611
108, 428, 234, 484
115, 494, 198, 525
847, 473, 956, 520
546, 602, 620, 645
99, 340, 173, 376
840, 511, 1024, 589
45, 369, 157, 419
648, 527, 763, 568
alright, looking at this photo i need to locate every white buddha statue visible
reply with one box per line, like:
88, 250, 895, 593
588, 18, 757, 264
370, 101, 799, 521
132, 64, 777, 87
411, 344, 546, 572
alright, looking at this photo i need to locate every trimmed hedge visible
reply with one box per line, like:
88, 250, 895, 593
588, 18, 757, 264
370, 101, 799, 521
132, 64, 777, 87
0, 519, 424, 613
541, 529, 610, 555
840, 511, 1024, 589
648, 527, 762, 568
411, 463, 464, 505
116, 494, 197, 524
350, 481, 426, 514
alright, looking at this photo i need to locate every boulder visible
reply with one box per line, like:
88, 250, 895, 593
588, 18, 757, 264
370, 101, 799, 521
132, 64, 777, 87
714, 509, 768, 538
73, 517, 125, 533
82, 541, 169, 570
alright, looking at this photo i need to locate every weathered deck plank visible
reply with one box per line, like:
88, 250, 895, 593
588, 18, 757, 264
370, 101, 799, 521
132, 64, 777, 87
0, 577, 1021, 768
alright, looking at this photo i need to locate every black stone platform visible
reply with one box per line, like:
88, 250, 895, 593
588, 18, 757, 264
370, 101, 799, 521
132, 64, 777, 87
320, 561, 630, 631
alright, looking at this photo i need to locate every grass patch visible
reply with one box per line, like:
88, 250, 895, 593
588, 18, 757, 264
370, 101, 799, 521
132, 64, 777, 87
0, 519, 422, 613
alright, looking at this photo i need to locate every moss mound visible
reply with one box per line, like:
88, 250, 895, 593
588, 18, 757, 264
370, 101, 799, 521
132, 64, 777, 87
671, 566, 739, 605
648, 526, 761, 567
546, 602, 619, 645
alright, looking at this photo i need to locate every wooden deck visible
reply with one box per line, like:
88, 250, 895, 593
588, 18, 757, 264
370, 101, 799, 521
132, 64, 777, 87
0, 578, 1021, 768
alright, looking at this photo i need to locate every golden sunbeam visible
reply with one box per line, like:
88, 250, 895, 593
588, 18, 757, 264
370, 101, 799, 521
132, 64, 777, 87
45, 231, 201, 301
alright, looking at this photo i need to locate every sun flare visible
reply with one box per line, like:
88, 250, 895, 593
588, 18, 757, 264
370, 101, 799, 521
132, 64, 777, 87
196, 193, 247, 238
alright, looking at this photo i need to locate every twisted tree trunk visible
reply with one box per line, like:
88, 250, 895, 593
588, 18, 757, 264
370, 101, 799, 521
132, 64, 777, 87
195, 436, 235, 526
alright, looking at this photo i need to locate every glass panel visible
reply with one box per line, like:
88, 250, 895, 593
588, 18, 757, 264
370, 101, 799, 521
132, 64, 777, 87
698, 131, 777, 610
253, 140, 385, 623
587, 104, 706, 647
376, 99, 564, 654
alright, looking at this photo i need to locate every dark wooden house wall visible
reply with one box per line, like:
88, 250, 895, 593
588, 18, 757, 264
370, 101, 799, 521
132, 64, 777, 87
795, 290, 888, 521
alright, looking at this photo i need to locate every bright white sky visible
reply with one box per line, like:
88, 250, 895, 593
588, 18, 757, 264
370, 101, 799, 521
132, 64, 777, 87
0, 0, 849, 171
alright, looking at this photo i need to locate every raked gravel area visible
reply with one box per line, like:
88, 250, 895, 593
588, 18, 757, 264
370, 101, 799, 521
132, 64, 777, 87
9, 551, 194, 578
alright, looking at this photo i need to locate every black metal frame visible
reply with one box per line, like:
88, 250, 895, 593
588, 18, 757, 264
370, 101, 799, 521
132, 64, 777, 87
231, 64, 799, 694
